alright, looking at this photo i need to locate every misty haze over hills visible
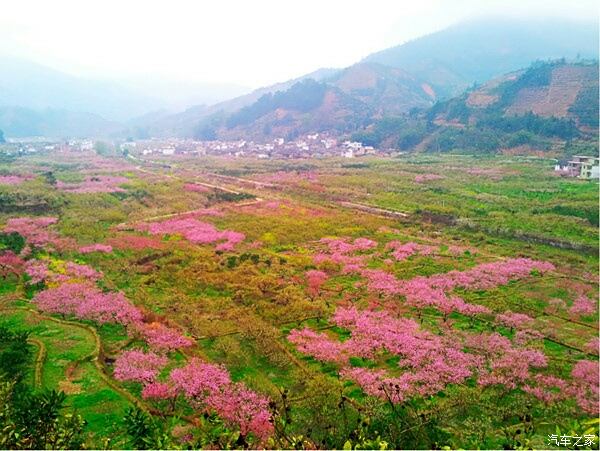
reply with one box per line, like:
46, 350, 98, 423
0, 16, 597, 139
0, 57, 251, 137
0, 57, 251, 119
363, 18, 599, 96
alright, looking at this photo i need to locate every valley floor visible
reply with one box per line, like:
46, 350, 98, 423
0, 150, 598, 449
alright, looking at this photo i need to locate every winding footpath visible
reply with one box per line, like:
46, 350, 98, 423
27, 337, 46, 388
0, 304, 149, 412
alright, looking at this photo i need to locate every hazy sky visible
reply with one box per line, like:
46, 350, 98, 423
1, 0, 597, 88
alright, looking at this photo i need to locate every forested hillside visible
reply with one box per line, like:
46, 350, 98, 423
353, 61, 599, 156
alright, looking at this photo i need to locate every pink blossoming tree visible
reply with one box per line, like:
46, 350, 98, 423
4, 217, 59, 247
113, 349, 168, 383
570, 360, 599, 415
0, 252, 24, 278
169, 358, 273, 441
33, 282, 143, 325
135, 322, 194, 352
135, 217, 245, 251
305, 269, 329, 298
569, 295, 596, 317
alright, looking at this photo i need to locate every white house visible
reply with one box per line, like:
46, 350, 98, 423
565, 156, 600, 179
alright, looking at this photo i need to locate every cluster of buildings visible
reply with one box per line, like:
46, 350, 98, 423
125, 134, 379, 159
69, 139, 95, 151
0, 138, 96, 155
0, 140, 59, 155
554, 155, 600, 179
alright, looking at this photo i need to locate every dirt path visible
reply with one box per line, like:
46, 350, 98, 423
38, 310, 149, 412
28, 337, 46, 388
337, 201, 410, 218
112, 157, 267, 227
188, 179, 242, 194
116, 197, 265, 229
0, 305, 149, 412
201, 172, 283, 189
131, 155, 247, 195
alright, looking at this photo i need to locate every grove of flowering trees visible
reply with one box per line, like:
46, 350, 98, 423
27, 257, 196, 357
313, 237, 377, 272
290, 307, 485, 402
114, 355, 274, 443
569, 295, 597, 317
25, 259, 102, 285
311, 236, 555, 321
135, 217, 245, 251
292, 234, 598, 424
1, 153, 597, 449
169, 359, 273, 441
385, 240, 437, 261
4, 217, 59, 247
33, 282, 143, 325
358, 257, 553, 318
107, 235, 165, 250
495, 310, 535, 330
0, 174, 33, 185
114, 349, 169, 383
6, 215, 276, 442
288, 306, 598, 414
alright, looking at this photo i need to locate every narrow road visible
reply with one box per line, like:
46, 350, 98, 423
201, 171, 283, 189
28, 337, 46, 388
337, 201, 410, 218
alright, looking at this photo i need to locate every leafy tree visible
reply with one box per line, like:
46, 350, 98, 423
569, 84, 599, 127
43, 171, 57, 186
94, 141, 113, 156
123, 408, 162, 449
194, 123, 217, 140
0, 232, 26, 254
208, 190, 255, 203
6, 389, 86, 449
0, 325, 30, 384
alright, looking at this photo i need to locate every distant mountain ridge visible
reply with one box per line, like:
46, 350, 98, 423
0, 106, 123, 139
352, 60, 599, 155
363, 17, 599, 98
0, 16, 597, 141
142, 16, 597, 141
0, 57, 162, 122
216, 79, 371, 141
134, 68, 342, 138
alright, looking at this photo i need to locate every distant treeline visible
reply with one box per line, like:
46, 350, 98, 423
226, 80, 328, 128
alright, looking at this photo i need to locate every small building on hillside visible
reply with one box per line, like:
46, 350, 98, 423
565, 156, 600, 179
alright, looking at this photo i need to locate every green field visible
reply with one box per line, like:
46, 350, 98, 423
0, 150, 597, 449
